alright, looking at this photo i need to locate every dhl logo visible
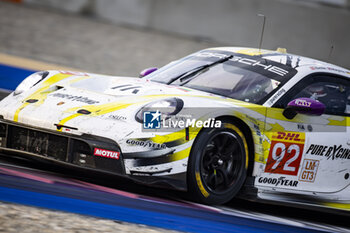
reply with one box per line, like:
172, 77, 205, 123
272, 132, 305, 142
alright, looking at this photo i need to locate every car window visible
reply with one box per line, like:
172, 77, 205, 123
275, 75, 350, 116
180, 63, 281, 104
147, 51, 232, 84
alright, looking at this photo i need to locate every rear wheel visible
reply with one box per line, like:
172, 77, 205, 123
187, 121, 248, 205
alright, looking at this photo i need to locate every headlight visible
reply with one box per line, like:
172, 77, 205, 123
135, 98, 184, 123
13, 71, 49, 96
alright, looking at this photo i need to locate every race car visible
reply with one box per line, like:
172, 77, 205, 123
0, 47, 350, 212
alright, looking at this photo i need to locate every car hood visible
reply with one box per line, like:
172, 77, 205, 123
0, 71, 264, 138
67, 74, 210, 97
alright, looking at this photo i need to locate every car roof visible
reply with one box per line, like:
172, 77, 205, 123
207, 47, 350, 78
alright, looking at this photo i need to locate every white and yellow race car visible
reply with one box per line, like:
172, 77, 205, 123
0, 47, 349, 211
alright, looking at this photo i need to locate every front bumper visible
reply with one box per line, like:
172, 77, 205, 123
0, 120, 125, 175
0, 120, 188, 191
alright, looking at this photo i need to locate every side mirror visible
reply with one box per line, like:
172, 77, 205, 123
283, 97, 325, 119
139, 67, 158, 78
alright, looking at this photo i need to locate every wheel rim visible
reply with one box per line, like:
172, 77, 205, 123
200, 131, 243, 194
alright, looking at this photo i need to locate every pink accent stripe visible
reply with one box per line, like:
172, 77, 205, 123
73, 180, 139, 199
0, 167, 53, 184
0, 165, 140, 199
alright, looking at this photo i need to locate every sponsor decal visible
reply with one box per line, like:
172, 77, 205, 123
257, 176, 298, 187
253, 124, 261, 136
59, 71, 88, 76
295, 99, 311, 107
310, 66, 327, 71
194, 52, 228, 59
297, 124, 305, 131
307, 125, 313, 132
229, 56, 289, 77
297, 124, 313, 132
265, 132, 304, 175
245, 114, 258, 124
310, 66, 349, 74
126, 139, 166, 149
272, 132, 303, 142
306, 144, 350, 160
326, 67, 345, 73
299, 159, 319, 182
195, 51, 292, 77
111, 84, 141, 94
268, 88, 286, 105
109, 115, 126, 121
93, 148, 120, 159
52, 93, 99, 104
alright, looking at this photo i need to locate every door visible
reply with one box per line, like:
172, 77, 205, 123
256, 75, 350, 194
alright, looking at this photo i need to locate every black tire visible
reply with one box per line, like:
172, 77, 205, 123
187, 121, 248, 205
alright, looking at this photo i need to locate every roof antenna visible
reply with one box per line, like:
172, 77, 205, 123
258, 14, 266, 51
328, 45, 334, 61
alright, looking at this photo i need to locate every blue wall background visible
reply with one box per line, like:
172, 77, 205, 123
0, 64, 34, 90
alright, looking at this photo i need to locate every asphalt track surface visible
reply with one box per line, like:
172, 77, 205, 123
0, 154, 349, 233
0, 67, 349, 232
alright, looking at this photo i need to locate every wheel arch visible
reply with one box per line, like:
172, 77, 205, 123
185, 114, 257, 203
215, 115, 255, 177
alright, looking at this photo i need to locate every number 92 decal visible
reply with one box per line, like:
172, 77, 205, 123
265, 132, 305, 175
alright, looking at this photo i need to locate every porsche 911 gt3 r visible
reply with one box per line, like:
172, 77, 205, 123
0, 47, 350, 212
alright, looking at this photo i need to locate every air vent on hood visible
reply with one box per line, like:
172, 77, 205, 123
77, 109, 91, 115
54, 124, 78, 131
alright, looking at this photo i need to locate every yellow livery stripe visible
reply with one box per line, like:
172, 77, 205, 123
57, 103, 133, 128
236, 48, 274, 56
196, 172, 209, 197
14, 73, 74, 122
151, 127, 198, 144
224, 123, 249, 169
324, 202, 350, 210
14, 102, 30, 122
170, 146, 191, 162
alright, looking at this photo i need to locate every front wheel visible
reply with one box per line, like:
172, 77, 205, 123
187, 121, 248, 205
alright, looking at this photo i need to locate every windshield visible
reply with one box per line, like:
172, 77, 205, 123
147, 50, 297, 104
180, 64, 280, 103
147, 51, 230, 84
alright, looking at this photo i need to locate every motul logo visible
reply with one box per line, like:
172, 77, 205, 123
93, 148, 120, 160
